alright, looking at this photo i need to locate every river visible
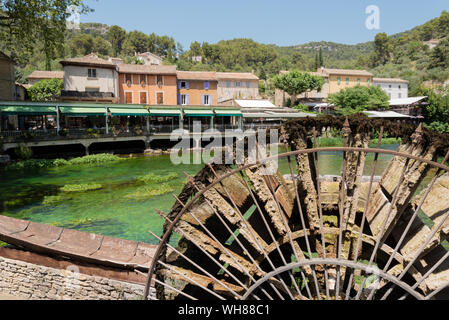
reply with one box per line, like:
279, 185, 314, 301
0, 145, 401, 245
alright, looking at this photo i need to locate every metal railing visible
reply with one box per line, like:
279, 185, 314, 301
0, 124, 280, 141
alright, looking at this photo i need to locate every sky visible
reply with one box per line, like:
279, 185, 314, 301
81, 0, 448, 49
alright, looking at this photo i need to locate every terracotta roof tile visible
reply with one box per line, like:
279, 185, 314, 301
320, 68, 373, 77
176, 71, 217, 81
117, 64, 177, 75
27, 71, 64, 80
279, 70, 328, 77
216, 72, 259, 81
373, 77, 409, 84
60, 54, 116, 68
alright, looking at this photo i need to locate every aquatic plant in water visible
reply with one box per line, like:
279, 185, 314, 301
4, 154, 123, 171
137, 172, 178, 184
66, 154, 122, 166
125, 183, 175, 200
49, 217, 101, 229
60, 183, 103, 193
42, 195, 66, 205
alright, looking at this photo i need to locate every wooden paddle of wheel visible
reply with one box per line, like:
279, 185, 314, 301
143, 120, 449, 300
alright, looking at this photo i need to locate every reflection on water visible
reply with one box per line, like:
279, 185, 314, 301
278, 144, 399, 177
3, 144, 436, 245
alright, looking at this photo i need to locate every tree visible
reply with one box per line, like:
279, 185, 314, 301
201, 42, 212, 61
28, 79, 64, 102
0, 0, 90, 64
374, 32, 392, 66
319, 47, 323, 67
272, 70, 325, 105
418, 87, 449, 133
291, 51, 306, 69
327, 85, 390, 115
430, 38, 449, 68
70, 33, 95, 56
107, 25, 126, 56
122, 31, 150, 55
93, 37, 111, 56
190, 41, 202, 58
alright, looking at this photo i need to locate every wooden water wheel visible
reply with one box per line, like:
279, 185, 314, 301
143, 119, 449, 300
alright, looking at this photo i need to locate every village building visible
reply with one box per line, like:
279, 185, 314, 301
60, 54, 119, 103
108, 57, 124, 65
216, 72, 260, 103
176, 71, 217, 106
26, 70, 64, 86
388, 96, 427, 118
318, 68, 373, 95
373, 77, 409, 99
275, 68, 373, 107
0, 52, 15, 101
117, 64, 177, 105
14, 83, 28, 101
274, 70, 330, 107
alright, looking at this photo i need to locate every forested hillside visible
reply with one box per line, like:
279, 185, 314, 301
5, 10, 449, 94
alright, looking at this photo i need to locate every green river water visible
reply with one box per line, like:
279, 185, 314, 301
0, 145, 401, 245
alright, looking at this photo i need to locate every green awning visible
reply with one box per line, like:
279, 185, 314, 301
184, 109, 214, 117
149, 109, 182, 117
214, 109, 242, 117
60, 107, 107, 116
0, 106, 57, 116
109, 107, 149, 116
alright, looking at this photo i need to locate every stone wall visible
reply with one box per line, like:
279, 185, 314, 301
0, 256, 155, 300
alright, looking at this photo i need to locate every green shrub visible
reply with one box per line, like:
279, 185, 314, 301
317, 137, 344, 147
28, 78, 64, 102
52, 158, 69, 167
15, 144, 33, 160
292, 104, 310, 112
5, 159, 54, 171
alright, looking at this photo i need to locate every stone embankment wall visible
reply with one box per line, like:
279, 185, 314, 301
0, 256, 154, 300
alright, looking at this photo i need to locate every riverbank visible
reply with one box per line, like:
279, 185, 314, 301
316, 137, 401, 147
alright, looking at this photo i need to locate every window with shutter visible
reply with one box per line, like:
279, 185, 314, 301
157, 92, 164, 105
125, 74, 132, 85
88, 69, 97, 78
180, 81, 189, 89
140, 92, 148, 104
204, 81, 210, 90
157, 75, 163, 87
202, 95, 211, 105
125, 92, 133, 104
140, 75, 147, 86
